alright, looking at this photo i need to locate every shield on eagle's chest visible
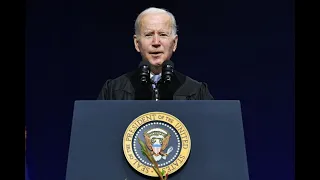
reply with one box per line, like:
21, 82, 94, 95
152, 142, 161, 155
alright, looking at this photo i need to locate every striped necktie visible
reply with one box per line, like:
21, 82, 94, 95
151, 74, 161, 89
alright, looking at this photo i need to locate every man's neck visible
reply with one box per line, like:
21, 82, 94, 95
151, 66, 162, 75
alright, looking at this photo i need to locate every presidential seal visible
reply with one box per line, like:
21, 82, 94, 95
123, 112, 191, 177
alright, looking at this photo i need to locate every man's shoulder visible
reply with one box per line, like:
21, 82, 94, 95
174, 70, 213, 99
175, 71, 203, 88
97, 70, 137, 100
103, 70, 135, 91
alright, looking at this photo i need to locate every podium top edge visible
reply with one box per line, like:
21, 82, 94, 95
73, 100, 241, 103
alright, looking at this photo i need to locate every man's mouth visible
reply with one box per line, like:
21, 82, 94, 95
149, 52, 163, 55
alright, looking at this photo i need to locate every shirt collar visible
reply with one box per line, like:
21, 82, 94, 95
150, 72, 161, 78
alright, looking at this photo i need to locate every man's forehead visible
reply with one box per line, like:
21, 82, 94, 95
140, 13, 172, 30
141, 24, 171, 32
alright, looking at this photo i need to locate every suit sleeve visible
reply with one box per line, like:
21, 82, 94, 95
97, 80, 112, 100
197, 82, 214, 100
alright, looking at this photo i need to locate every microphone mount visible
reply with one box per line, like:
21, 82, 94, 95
161, 60, 174, 84
138, 60, 175, 101
139, 61, 151, 85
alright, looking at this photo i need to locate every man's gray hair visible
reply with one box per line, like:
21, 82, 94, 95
134, 7, 178, 36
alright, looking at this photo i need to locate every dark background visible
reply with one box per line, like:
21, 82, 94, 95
25, 0, 295, 180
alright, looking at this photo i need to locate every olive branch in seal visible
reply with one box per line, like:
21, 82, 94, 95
137, 138, 169, 180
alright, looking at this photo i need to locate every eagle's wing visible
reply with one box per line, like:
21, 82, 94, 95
161, 134, 171, 151
144, 134, 153, 151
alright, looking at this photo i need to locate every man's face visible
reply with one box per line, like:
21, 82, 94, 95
134, 13, 178, 67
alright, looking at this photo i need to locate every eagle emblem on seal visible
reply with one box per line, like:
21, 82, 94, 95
143, 128, 174, 161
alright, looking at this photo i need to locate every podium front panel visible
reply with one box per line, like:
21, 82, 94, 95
66, 100, 249, 180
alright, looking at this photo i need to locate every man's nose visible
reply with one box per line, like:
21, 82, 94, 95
152, 35, 161, 47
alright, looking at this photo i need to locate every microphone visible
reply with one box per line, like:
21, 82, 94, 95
161, 60, 174, 84
138, 61, 151, 84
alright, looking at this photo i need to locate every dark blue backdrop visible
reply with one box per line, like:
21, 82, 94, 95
25, 0, 295, 180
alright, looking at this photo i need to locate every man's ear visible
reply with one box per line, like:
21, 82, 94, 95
173, 35, 178, 52
133, 35, 140, 52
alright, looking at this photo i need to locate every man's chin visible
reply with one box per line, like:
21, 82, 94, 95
149, 60, 163, 67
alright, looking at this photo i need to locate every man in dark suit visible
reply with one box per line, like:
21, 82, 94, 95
98, 7, 213, 100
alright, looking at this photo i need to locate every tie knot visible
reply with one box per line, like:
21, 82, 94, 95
152, 74, 161, 84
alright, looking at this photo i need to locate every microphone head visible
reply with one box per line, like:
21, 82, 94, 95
162, 60, 174, 84
162, 60, 174, 69
139, 60, 151, 68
